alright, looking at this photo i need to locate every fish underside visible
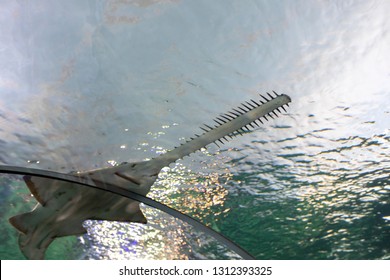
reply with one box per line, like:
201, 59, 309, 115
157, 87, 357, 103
8, 92, 291, 259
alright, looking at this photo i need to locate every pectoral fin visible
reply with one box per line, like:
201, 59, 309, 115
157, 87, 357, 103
9, 213, 31, 235
23, 175, 56, 206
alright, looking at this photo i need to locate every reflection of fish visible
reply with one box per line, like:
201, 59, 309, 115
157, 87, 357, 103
9, 92, 291, 259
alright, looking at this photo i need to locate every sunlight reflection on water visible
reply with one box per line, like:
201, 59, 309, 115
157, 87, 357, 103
0, 0, 389, 259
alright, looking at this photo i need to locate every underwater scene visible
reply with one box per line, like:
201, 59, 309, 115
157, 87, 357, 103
0, 0, 389, 259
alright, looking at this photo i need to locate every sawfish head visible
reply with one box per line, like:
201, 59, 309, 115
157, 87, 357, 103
81, 159, 163, 196
8, 91, 291, 259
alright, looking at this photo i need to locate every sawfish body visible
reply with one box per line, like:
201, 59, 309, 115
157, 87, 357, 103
9, 92, 291, 259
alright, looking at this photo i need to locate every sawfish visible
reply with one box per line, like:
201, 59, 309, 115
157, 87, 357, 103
8, 92, 291, 259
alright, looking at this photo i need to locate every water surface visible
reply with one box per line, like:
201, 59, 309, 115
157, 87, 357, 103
0, 0, 389, 259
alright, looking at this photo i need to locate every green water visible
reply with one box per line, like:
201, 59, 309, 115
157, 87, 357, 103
220, 183, 390, 259
1, 153, 389, 260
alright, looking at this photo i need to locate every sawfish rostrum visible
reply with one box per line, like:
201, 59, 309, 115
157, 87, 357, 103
9, 92, 291, 259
